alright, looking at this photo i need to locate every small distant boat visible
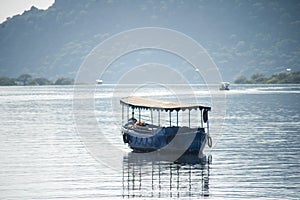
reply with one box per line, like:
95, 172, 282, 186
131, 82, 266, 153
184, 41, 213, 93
219, 82, 230, 90
120, 96, 212, 154
96, 79, 103, 84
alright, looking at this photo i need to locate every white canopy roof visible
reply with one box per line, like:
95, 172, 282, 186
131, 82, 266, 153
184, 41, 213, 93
120, 96, 211, 112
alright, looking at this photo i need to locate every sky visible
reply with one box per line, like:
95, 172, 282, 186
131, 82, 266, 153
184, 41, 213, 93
0, 0, 55, 23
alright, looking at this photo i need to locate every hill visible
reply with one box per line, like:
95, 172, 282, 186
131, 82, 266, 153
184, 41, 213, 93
0, 0, 299, 82
234, 70, 300, 84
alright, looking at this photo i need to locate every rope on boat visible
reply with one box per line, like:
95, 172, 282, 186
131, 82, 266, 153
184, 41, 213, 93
207, 135, 212, 148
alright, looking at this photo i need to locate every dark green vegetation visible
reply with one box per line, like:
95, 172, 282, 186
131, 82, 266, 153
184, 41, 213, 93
234, 70, 300, 84
0, 74, 74, 86
0, 0, 299, 82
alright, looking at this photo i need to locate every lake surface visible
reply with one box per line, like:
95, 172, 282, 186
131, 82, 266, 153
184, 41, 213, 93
0, 84, 299, 199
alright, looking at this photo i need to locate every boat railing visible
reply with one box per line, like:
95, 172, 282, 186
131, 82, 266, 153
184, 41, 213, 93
124, 124, 158, 135
124, 123, 205, 136
137, 114, 176, 127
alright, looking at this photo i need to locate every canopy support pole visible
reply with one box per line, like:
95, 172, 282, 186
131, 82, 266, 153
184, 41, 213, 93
176, 111, 179, 126
207, 120, 209, 134
132, 107, 134, 119
122, 104, 124, 124
158, 111, 160, 126
200, 109, 203, 128
169, 111, 172, 127
151, 109, 153, 125
188, 110, 191, 128
139, 108, 141, 122
127, 106, 129, 121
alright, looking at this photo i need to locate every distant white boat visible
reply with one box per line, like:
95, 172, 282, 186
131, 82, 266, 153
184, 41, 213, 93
219, 82, 230, 90
96, 79, 103, 84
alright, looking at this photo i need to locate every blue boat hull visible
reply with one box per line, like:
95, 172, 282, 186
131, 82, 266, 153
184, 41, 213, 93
122, 126, 207, 154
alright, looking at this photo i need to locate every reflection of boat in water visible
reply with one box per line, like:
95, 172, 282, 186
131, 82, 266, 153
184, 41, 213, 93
120, 96, 212, 154
122, 153, 211, 198
219, 82, 230, 90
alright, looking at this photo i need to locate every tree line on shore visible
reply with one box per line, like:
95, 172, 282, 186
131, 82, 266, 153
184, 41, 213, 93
0, 74, 74, 86
234, 71, 300, 84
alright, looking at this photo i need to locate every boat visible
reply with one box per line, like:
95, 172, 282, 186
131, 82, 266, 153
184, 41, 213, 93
96, 79, 103, 84
219, 82, 230, 90
120, 96, 212, 154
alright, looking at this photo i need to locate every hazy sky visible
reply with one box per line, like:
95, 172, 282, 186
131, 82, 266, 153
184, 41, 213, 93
0, 0, 55, 23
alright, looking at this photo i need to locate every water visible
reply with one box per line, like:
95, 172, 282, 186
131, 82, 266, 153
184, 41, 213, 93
0, 84, 299, 199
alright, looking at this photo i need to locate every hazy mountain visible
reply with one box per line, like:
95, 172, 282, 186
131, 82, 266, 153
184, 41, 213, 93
0, 0, 299, 82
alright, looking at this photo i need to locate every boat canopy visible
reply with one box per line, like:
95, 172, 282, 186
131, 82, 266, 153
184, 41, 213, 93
221, 82, 230, 85
120, 96, 211, 112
